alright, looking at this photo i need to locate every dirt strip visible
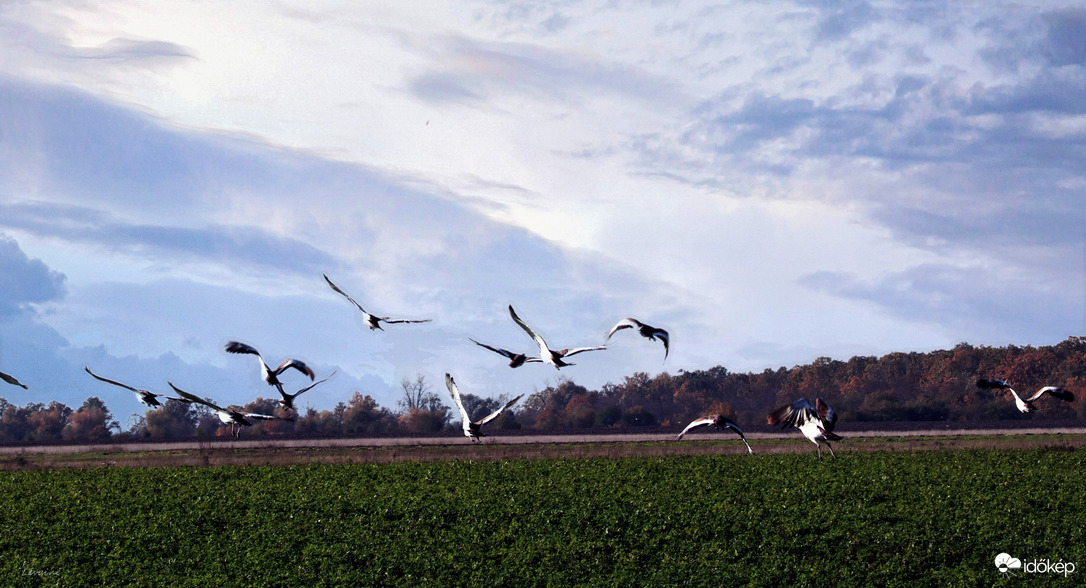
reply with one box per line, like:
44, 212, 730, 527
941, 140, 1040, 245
6, 423, 1086, 456
4, 427, 1086, 456
1, 428, 1084, 469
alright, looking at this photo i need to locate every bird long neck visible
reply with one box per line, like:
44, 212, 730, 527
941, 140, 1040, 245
255, 356, 271, 377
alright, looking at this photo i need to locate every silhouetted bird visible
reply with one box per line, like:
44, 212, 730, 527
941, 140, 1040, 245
277, 371, 335, 411
324, 274, 432, 330
508, 305, 605, 369
0, 370, 28, 389
225, 341, 315, 397
605, 318, 669, 360
468, 338, 542, 368
676, 414, 753, 454
976, 378, 1074, 413
84, 366, 187, 407
445, 373, 522, 442
768, 398, 842, 459
169, 383, 294, 437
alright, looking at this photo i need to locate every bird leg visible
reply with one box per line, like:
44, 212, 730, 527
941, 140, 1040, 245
827, 443, 836, 458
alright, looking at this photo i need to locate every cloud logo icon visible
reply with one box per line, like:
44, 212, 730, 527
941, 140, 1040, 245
995, 553, 1022, 573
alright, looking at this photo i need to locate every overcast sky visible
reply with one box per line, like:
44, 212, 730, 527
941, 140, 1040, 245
1, 1, 1083, 424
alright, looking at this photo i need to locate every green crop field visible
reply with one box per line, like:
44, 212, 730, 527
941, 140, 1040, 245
1, 446, 1083, 586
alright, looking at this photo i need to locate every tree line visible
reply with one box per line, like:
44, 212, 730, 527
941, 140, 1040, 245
2, 337, 1084, 443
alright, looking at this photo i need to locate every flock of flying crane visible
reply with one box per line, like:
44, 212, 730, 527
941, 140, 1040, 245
0, 273, 1077, 457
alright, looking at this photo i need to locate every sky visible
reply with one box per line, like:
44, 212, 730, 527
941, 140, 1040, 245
0, 0, 1084, 425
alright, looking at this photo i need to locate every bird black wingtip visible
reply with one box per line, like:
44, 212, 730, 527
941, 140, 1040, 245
1049, 387, 1074, 401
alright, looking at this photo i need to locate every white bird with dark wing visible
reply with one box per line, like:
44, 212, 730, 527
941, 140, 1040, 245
445, 373, 522, 442
84, 366, 187, 408
277, 371, 336, 411
676, 414, 753, 454
508, 305, 605, 369
225, 341, 315, 396
0, 370, 28, 389
976, 378, 1074, 413
605, 318, 669, 360
168, 383, 294, 437
324, 274, 432, 330
767, 398, 842, 459
468, 338, 543, 369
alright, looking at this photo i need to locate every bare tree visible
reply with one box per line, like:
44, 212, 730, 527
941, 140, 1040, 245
397, 374, 445, 413
397, 373, 450, 432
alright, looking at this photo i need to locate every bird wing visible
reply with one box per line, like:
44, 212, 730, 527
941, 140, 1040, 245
722, 421, 754, 454
243, 413, 294, 422
653, 329, 670, 359
469, 339, 514, 358
470, 339, 543, 364
84, 367, 140, 392
604, 319, 638, 342
323, 274, 369, 314
509, 305, 551, 356
676, 416, 717, 440
556, 346, 607, 358
225, 341, 261, 357
274, 358, 316, 380
290, 371, 336, 398
165, 395, 194, 404
470, 338, 518, 360
815, 397, 837, 429
167, 383, 228, 413
976, 378, 1011, 390
767, 398, 817, 428
0, 370, 27, 389
445, 373, 473, 434
605, 319, 670, 358
818, 427, 844, 441
382, 318, 433, 325
476, 394, 524, 426
977, 378, 1028, 408
1028, 386, 1074, 402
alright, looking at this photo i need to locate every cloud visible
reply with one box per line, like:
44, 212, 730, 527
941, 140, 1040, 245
967, 69, 1086, 116
978, 7, 1086, 72
1040, 8, 1086, 67
0, 7, 195, 92
408, 72, 482, 105
798, 263, 1079, 343
406, 36, 681, 107
811, 0, 877, 42
0, 200, 340, 278
0, 233, 65, 318
62, 37, 197, 62
0, 77, 391, 225
0, 75, 684, 413
639, 63, 1085, 252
